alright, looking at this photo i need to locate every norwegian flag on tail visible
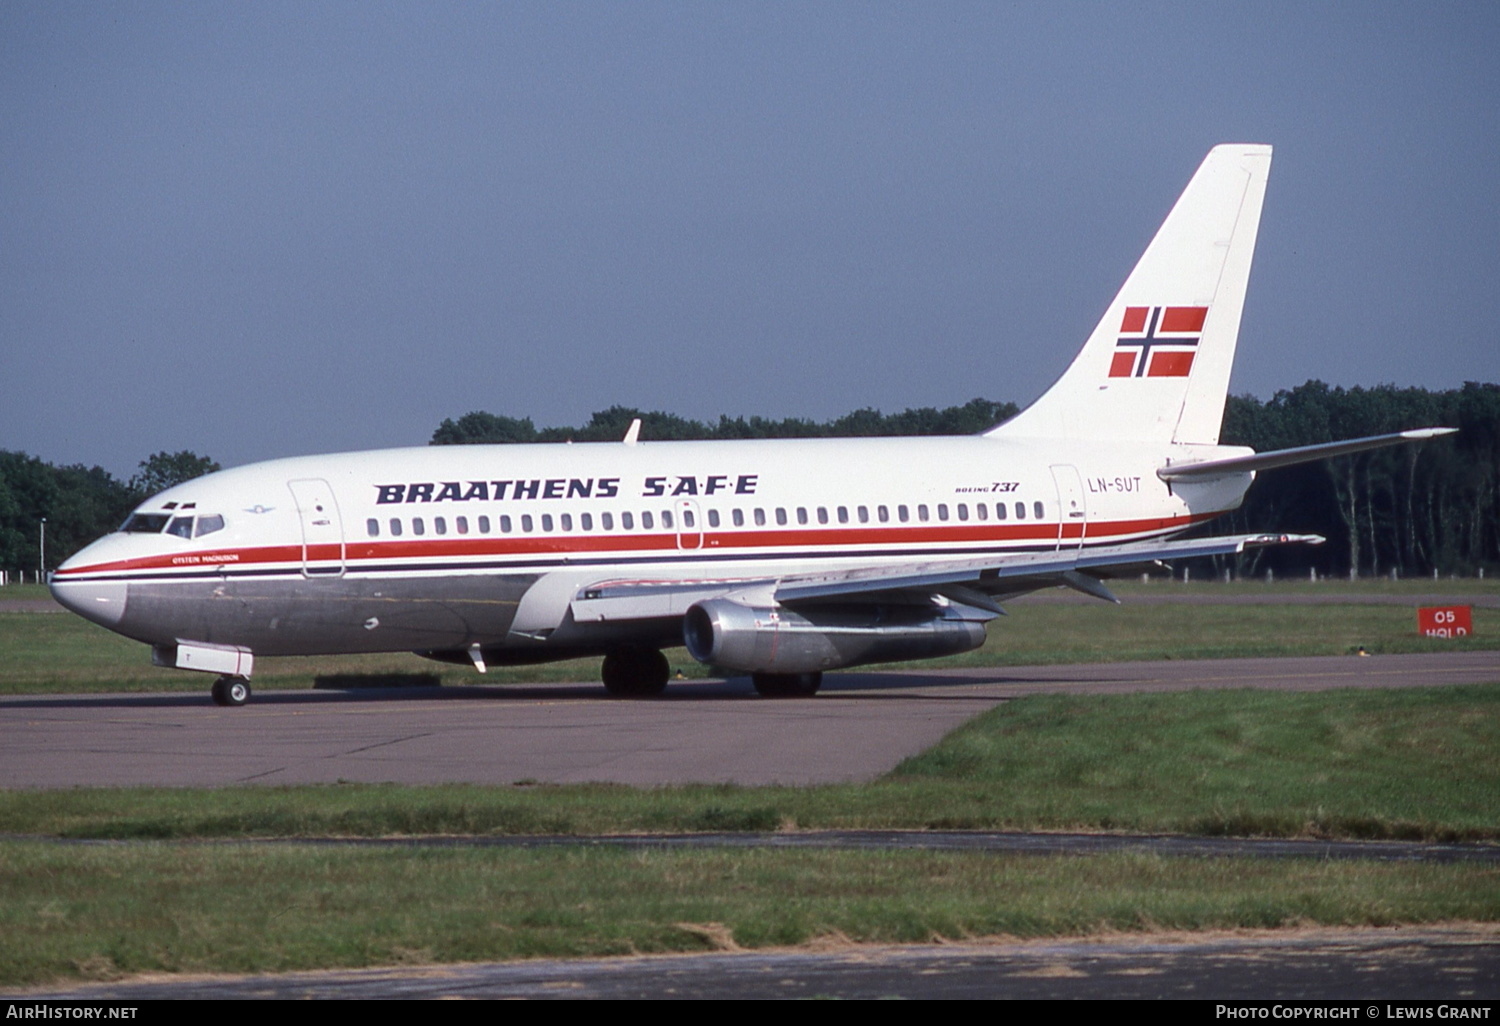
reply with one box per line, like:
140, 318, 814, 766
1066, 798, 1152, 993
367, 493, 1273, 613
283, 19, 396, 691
1109, 306, 1207, 378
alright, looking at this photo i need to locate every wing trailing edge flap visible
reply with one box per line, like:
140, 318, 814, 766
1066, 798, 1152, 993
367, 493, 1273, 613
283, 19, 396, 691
568, 533, 1323, 623
774, 532, 1323, 607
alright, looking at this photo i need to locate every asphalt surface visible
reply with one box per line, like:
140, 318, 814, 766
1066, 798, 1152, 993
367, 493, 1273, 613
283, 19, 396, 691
2, 651, 1496, 787
4, 621, 1498, 1000
13, 926, 1500, 999
17, 828, 1497, 863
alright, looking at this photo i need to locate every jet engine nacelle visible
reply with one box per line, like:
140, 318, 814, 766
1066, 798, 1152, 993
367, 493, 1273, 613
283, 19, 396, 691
682, 597, 989, 675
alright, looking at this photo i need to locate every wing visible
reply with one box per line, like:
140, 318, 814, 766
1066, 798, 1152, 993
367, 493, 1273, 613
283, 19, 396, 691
569, 532, 1324, 623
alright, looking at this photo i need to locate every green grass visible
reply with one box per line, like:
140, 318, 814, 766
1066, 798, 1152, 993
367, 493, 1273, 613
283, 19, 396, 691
934, 599, 1499, 667
3, 842, 1498, 987
1111, 576, 1500, 596
2, 577, 1495, 694
5, 684, 1497, 843
889, 683, 1500, 840
0, 608, 617, 693
3, 579, 1497, 989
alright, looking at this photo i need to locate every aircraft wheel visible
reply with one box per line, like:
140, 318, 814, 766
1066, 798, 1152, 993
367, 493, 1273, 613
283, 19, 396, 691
601, 648, 669, 697
751, 671, 822, 698
211, 676, 251, 707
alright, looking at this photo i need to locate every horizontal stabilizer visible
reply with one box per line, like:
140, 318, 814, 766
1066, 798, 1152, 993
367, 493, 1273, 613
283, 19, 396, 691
1158, 428, 1457, 480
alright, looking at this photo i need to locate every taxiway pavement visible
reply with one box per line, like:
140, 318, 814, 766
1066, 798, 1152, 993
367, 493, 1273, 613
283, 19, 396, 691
2, 650, 1496, 788
14, 926, 1499, 999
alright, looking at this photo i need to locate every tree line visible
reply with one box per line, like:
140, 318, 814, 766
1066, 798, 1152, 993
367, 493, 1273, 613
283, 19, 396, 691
435, 383, 1500, 578
430, 398, 1019, 445
0, 451, 218, 576
1216, 381, 1498, 578
4, 382, 1494, 577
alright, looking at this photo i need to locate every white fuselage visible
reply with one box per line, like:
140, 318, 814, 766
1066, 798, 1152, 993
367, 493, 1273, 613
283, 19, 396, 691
50, 145, 1281, 683
50, 434, 1251, 661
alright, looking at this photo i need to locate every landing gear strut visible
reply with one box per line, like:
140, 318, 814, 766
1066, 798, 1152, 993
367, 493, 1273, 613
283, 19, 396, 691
210, 676, 251, 707
601, 647, 670, 697
751, 671, 822, 698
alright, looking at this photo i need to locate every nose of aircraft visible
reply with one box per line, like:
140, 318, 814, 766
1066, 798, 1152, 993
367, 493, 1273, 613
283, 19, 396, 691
49, 549, 128, 628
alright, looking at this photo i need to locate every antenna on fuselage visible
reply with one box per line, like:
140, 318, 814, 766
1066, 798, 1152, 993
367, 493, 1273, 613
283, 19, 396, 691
622, 418, 642, 446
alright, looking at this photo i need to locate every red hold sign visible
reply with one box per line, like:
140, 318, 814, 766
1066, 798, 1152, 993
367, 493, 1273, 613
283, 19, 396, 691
1418, 606, 1472, 638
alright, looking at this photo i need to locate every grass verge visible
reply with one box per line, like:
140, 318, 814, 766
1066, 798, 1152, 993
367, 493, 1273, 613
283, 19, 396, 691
4, 684, 1497, 843
3, 581, 1497, 988
3, 843, 1498, 988
1, 579, 1496, 694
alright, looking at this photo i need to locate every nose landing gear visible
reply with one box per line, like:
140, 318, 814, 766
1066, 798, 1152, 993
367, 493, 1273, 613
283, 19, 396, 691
210, 676, 251, 707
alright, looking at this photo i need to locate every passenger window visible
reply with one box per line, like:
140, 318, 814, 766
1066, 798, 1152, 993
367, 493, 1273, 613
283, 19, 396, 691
683, 510, 694, 528
412, 518, 425, 535
975, 503, 987, 521
917, 505, 929, 522
390, 518, 403, 536
366, 518, 379, 538
818, 507, 829, 525
662, 510, 674, 529
937, 504, 948, 521
754, 509, 766, 526
775, 508, 787, 526
499, 515, 511, 533
733, 509, 745, 527
622, 512, 634, 530
1015, 502, 1025, 520
601, 512, 614, 531
957, 504, 968, 521
166, 516, 194, 539
434, 517, 447, 535
195, 514, 225, 537
456, 516, 469, 535
560, 514, 572, 532
541, 514, 553, 532
852, 506, 864, 524
1034, 501, 1045, 519
521, 515, 533, 532
796, 508, 808, 525
581, 513, 592, 531
877, 505, 889, 523
995, 503, 1006, 520
642, 511, 654, 530
707, 509, 720, 528
479, 516, 491, 533
898, 505, 909, 523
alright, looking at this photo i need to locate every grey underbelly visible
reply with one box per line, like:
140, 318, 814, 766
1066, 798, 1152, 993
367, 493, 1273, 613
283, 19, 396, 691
119, 574, 537, 656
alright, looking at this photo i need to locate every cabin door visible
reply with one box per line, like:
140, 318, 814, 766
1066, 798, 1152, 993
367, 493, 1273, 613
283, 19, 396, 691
1049, 465, 1088, 553
287, 478, 346, 577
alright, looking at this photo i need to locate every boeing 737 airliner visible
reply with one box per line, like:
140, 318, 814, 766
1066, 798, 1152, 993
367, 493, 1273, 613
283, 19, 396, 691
51, 145, 1454, 705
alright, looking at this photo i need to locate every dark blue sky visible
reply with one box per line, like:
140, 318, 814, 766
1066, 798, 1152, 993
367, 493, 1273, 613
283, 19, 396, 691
3, 2, 1496, 477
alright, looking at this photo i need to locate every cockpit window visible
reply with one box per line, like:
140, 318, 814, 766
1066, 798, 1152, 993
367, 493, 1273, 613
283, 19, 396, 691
195, 514, 225, 537
166, 516, 194, 539
121, 513, 171, 534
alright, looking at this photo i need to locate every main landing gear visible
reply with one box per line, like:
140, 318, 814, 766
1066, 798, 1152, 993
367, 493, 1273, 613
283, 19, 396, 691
601, 647, 670, 697
210, 676, 251, 707
751, 671, 822, 698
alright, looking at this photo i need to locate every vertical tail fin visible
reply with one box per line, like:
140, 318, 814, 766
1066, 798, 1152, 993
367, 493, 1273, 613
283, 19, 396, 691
988, 144, 1271, 444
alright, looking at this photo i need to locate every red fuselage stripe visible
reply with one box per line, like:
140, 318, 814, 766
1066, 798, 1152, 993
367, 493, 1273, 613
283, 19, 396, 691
54, 511, 1221, 577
